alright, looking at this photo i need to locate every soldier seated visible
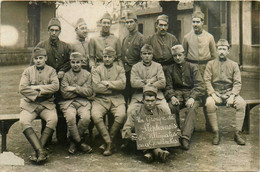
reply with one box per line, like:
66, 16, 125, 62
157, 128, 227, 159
19, 48, 59, 163
59, 52, 93, 154
122, 85, 170, 163
127, 44, 171, 115
164, 45, 205, 150
91, 47, 126, 156
204, 39, 246, 145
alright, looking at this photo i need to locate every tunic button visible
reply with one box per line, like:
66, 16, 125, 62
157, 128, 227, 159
56, 59, 58, 61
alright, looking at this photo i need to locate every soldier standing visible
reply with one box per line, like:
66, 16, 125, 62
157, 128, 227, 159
204, 39, 246, 145
164, 45, 205, 150
91, 47, 126, 156
71, 18, 90, 71
145, 14, 178, 71
89, 12, 122, 69
19, 48, 59, 163
59, 52, 93, 154
121, 11, 144, 103
182, 11, 217, 131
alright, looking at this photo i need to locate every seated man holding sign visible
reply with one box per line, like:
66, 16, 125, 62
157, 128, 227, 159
122, 85, 180, 163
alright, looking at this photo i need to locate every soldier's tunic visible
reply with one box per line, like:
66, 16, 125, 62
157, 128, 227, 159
182, 30, 216, 76
19, 65, 59, 131
35, 38, 72, 74
165, 61, 205, 140
59, 69, 93, 141
145, 32, 178, 70
89, 32, 122, 68
71, 39, 89, 71
121, 30, 144, 102
204, 58, 246, 131
128, 61, 171, 114
91, 64, 126, 124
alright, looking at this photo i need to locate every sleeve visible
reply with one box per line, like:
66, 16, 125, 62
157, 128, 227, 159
190, 64, 205, 99
122, 110, 136, 139
61, 72, 77, 99
152, 64, 166, 89
204, 62, 215, 95
130, 64, 146, 88
19, 69, 39, 101
58, 43, 72, 72
231, 63, 242, 95
91, 68, 112, 94
172, 35, 179, 46
116, 38, 122, 65
209, 35, 217, 60
107, 67, 126, 90
164, 67, 176, 101
38, 68, 59, 95
75, 72, 94, 97
89, 38, 96, 68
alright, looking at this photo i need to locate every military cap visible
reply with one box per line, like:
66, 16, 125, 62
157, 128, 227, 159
70, 52, 83, 60
101, 12, 112, 21
103, 47, 116, 56
141, 44, 153, 53
143, 85, 158, 95
171, 45, 185, 55
125, 11, 137, 20
216, 39, 230, 48
32, 47, 47, 57
48, 18, 61, 29
192, 11, 204, 20
75, 18, 87, 28
157, 14, 168, 23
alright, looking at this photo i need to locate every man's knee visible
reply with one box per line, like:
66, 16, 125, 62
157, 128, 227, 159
80, 114, 91, 125
235, 96, 246, 111
205, 97, 217, 113
46, 114, 58, 130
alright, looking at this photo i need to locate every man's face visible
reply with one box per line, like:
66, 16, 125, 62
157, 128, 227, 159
48, 26, 61, 40
192, 18, 203, 33
125, 19, 137, 32
141, 50, 153, 65
217, 45, 229, 59
103, 54, 115, 66
76, 25, 88, 39
33, 56, 47, 68
173, 52, 185, 64
101, 19, 111, 33
70, 59, 82, 72
157, 20, 168, 36
143, 95, 156, 111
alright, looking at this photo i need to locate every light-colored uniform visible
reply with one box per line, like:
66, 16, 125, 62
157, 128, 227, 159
71, 39, 89, 70
19, 65, 59, 131
128, 61, 171, 114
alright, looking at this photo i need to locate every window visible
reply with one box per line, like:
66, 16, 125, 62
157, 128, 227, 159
252, 2, 259, 45
138, 23, 143, 34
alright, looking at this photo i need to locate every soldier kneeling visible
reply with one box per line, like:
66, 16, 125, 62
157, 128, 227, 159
19, 48, 59, 163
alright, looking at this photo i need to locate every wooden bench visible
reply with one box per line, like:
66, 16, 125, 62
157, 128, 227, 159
0, 99, 259, 153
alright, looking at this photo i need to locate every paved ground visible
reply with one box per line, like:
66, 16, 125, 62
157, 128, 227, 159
0, 64, 259, 171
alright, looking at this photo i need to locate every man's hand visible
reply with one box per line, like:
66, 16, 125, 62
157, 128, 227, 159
131, 133, 137, 141
211, 93, 222, 104
146, 77, 157, 85
186, 98, 195, 108
101, 81, 109, 87
64, 86, 76, 92
171, 96, 180, 105
226, 95, 235, 107
31, 85, 41, 90
58, 71, 65, 79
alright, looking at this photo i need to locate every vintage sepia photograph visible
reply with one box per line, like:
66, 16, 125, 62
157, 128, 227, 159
0, 0, 259, 171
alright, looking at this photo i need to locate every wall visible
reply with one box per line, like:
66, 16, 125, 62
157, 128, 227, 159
177, 11, 192, 42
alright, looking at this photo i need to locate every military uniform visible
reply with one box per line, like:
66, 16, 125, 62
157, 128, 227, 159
59, 68, 93, 144
165, 61, 205, 141
128, 61, 171, 114
71, 40, 89, 70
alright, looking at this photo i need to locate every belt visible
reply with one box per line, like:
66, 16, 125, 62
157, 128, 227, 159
186, 59, 210, 64
213, 84, 232, 91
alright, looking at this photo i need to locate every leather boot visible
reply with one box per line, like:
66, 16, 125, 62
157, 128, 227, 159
95, 121, 112, 156
40, 127, 54, 148
68, 141, 76, 154
234, 131, 246, 145
109, 121, 122, 151
212, 130, 220, 145
23, 127, 47, 163
78, 125, 92, 153
143, 150, 153, 163
181, 138, 190, 150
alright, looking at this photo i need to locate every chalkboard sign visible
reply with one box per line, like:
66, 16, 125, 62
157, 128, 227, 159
134, 114, 180, 150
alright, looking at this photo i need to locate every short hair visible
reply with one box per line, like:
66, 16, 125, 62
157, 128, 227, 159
141, 44, 153, 53
142, 91, 157, 100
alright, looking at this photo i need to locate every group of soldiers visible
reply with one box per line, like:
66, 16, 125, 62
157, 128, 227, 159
18, 10, 247, 163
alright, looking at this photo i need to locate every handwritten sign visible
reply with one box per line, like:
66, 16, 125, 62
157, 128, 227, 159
134, 114, 180, 150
